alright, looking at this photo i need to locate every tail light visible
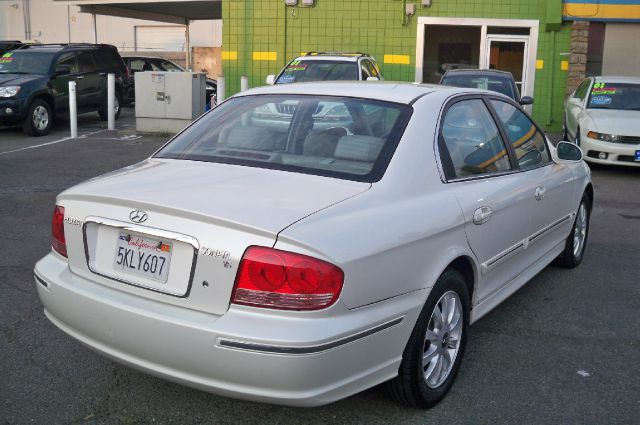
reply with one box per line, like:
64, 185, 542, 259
232, 246, 344, 310
51, 205, 67, 258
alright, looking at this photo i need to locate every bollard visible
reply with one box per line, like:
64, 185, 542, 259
217, 76, 226, 103
107, 73, 115, 130
69, 81, 77, 138
240, 76, 249, 92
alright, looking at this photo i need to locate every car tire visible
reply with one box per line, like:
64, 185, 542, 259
386, 268, 470, 408
22, 99, 53, 137
553, 193, 591, 268
99, 90, 122, 121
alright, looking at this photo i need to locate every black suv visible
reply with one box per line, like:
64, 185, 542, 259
440, 69, 533, 106
0, 44, 128, 136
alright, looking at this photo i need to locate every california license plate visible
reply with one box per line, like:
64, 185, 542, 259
635, 150, 640, 162
114, 232, 172, 283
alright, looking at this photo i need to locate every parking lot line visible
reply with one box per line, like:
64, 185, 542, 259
0, 129, 107, 156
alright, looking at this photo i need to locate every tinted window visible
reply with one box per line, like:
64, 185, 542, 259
441, 74, 516, 100
490, 100, 550, 169
78, 51, 97, 72
155, 95, 412, 182
128, 59, 145, 72
441, 99, 512, 179
0, 51, 56, 74
95, 48, 124, 69
56, 53, 79, 74
573, 79, 591, 100
587, 82, 640, 111
276, 60, 358, 83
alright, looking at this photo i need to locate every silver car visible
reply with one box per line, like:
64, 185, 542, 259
35, 82, 592, 408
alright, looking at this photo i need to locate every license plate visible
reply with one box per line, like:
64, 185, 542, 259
114, 232, 172, 283
635, 150, 640, 162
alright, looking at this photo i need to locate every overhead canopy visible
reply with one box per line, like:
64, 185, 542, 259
55, 0, 221, 24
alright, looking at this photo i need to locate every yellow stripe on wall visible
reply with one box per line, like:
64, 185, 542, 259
561, 60, 569, 71
384, 54, 411, 65
221, 51, 237, 60
563, 3, 640, 20
536, 60, 544, 70
253, 51, 277, 61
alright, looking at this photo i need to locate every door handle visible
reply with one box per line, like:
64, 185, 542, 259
75, 75, 84, 80
99, 72, 106, 76
473, 206, 493, 225
535, 186, 546, 201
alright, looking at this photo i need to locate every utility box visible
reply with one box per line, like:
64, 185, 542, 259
135, 71, 206, 133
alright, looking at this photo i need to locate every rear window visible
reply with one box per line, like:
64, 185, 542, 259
155, 95, 412, 182
276, 60, 358, 83
441, 74, 516, 100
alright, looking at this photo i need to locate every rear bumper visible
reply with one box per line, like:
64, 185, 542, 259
34, 253, 423, 406
582, 136, 640, 167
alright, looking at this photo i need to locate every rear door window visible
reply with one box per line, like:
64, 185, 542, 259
440, 99, 512, 179
78, 51, 97, 73
56, 53, 79, 74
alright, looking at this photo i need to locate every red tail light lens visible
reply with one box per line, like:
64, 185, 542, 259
232, 246, 344, 310
51, 205, 67, 258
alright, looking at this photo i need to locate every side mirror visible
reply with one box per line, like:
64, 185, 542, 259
54, 65, 71, 77
366, 76, 380, 81
554, 141, 583, 163
265, 74, 276, 85
520, 96, 533, 106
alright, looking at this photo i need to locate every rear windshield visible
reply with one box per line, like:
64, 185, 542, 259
155, 95, 412, 182
441, 75, 516, 100
0, 51, 56, 75
587, 82, 640, 111
276, 60, 358, 83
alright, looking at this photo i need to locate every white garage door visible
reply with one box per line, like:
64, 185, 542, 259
135, 26, 186, 52
602, 23, 640, 77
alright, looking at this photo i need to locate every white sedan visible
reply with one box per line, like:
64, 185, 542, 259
564, 76, 640, 167
35, 82, 592, 408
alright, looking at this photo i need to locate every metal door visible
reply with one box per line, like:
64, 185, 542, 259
484, 36, 529, 99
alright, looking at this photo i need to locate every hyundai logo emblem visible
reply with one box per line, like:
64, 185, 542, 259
129, 210, 148, 223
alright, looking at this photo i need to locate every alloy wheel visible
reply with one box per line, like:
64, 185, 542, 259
573, 202, 588, 258
33, 105, 49, 131
423, 290, 463, 389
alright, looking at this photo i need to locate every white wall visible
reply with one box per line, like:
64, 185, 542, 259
0, 0, 222, 50
602, 23, 640, 77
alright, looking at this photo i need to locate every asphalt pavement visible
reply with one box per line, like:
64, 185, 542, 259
0, 112, 638, 424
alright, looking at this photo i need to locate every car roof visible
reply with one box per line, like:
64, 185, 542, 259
14, 43, 115, 53
236, 81, 496, 105
292, 55, 362, 63
123, 56, 169, 61
443, 69, 514, 78
593, 76, 640, 84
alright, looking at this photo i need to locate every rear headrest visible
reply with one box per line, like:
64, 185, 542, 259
334, 135, 385, 162
223, 126, 279, 151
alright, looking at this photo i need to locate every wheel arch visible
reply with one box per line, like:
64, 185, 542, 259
445, 255, 477, 307
584, 182, 594, 211
29, 92, 56, 117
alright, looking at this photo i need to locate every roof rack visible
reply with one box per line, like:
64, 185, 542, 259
16, 43, 116, 50
305, 51, 370, 57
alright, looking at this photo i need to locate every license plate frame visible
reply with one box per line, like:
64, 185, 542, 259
114, 232, 172, 284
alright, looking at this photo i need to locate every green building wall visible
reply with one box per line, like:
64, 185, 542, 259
222, 0, 571, 131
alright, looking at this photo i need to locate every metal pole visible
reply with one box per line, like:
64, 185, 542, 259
107, 73, 115, 130
92, 13, 97, 43
217, 76, 225, 103
240, 76, 249, 92
185, 20, 191, 70
69, 81, 77, 138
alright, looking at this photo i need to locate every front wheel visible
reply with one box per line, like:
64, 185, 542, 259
386, 268, 470, 408
554, 193, 591, 268
99, 91, 121, 121
22, 99, 53, 136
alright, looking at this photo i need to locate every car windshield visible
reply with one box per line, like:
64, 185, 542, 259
441, 74, 516, 100
276, 60, 357, 83
155, 95, 412, 182
587, 82, 640, 110
0, 51, 55, 74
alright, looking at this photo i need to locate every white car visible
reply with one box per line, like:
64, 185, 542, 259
564, 76, 640, 167
265, 52, 383, 85
35, 82, 592, 408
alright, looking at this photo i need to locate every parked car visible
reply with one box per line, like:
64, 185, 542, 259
35, 82, 592, 408
121, 56, 217, 107
564, 76, 640, 167
0, 40, 24, 55
266, 52, 383, 85
0, 43, 127, 136
440, 69, 533, 106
